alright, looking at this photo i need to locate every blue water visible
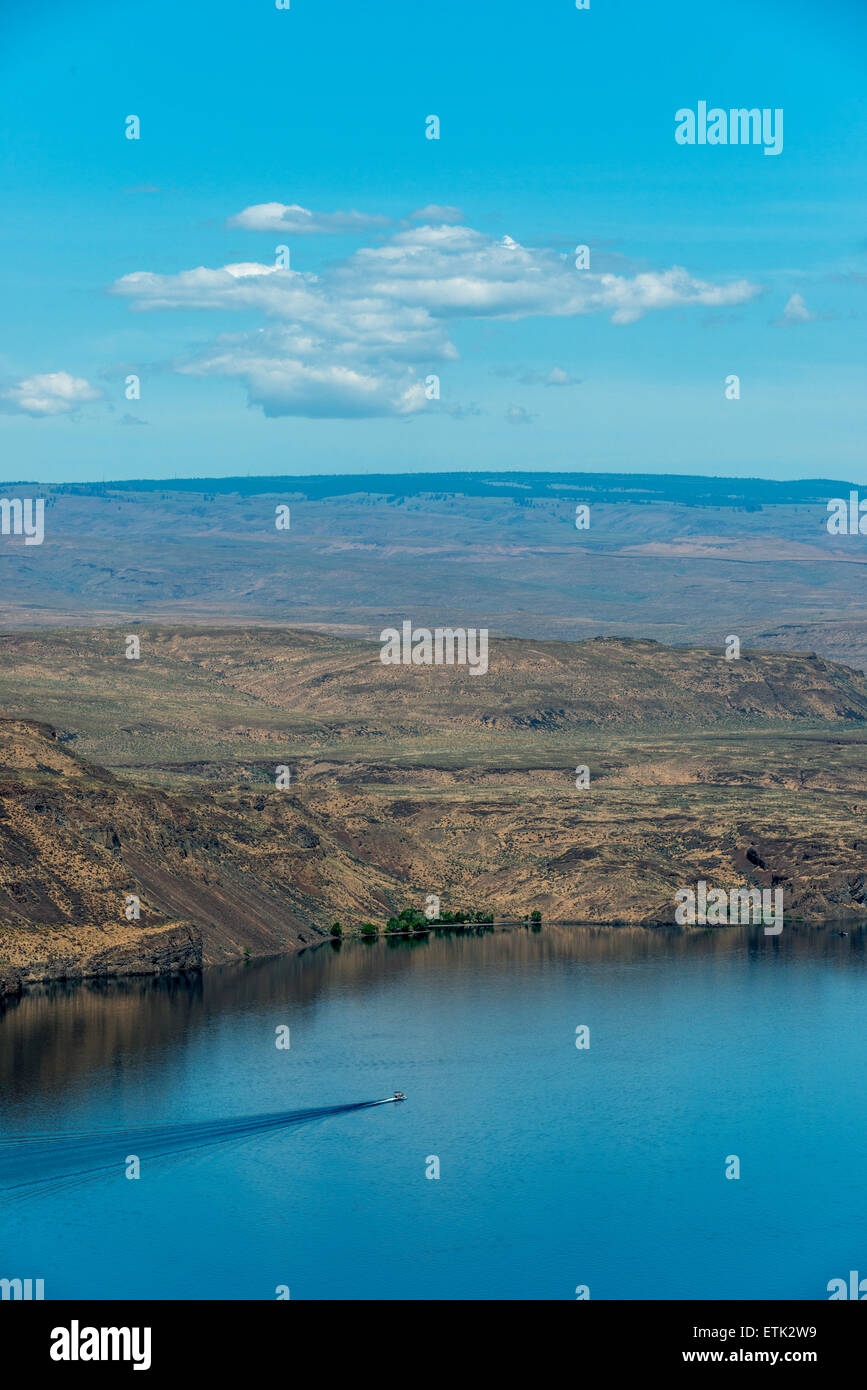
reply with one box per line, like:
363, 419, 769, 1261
1, 924, 866, 1300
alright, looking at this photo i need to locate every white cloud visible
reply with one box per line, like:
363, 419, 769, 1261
112, 263, 455, 419
114, 263, 321, 316
179, 331, 427, 419
1, 371, 102, 417
346, 227, 760, 323
227, 202, 391, 234
409, 205, 465, 223
110, 217, 762, 419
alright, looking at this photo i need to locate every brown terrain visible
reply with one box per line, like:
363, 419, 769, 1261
2, 624, 867, 993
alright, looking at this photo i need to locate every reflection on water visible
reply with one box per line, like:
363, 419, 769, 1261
2, 923, 864, 1104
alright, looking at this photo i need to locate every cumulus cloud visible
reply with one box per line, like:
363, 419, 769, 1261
178, 330, 427, 419
113, 261, 321, 316
227, 202, 391, 234
1, 371, 102, 417
506, 404, 535, 425
410, 205, 464, 223
343, 226, 760, 323
110, 217, 762, 419
113, 262, 455, 419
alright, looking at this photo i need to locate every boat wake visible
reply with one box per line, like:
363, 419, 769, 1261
0, 1099, 394, 1207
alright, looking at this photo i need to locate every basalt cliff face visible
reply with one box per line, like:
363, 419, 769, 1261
2, 631, 867, 987
0, 716, 395, 984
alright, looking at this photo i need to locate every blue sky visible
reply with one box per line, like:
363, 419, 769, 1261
0, 0, 865, 482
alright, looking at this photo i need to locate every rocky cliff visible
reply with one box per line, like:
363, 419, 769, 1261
3, 633, 867, 987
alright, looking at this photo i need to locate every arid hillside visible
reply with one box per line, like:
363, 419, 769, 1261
0, 715, 400, 988
2, 628, 867, 989
1, 627, 866, 763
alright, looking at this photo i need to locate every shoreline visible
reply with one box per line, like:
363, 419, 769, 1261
3, 913, 864, 1001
